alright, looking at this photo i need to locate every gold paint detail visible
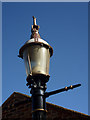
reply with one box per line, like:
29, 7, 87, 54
70, 85, 73, 89
65, 87, 68, 90
32, 109, 48, 113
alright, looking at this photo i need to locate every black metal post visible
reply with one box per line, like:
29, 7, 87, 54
26, 75, 49, 120
26, 74, 81, 120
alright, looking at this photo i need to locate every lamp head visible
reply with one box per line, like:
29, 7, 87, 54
19, 16, 53, 81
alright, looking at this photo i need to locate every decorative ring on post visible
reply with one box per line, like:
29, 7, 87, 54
32, 109, 48, 113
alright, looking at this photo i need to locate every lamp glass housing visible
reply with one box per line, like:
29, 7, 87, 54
23, 44, 50, 77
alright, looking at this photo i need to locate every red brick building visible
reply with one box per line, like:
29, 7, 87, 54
1, 92, 90, 120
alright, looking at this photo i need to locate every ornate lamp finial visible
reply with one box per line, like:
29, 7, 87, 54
30, 16, 40, 39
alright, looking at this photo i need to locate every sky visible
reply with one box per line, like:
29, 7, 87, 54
1, 2, 88, 115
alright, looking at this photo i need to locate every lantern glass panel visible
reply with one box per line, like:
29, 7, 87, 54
23, 44, 50, 76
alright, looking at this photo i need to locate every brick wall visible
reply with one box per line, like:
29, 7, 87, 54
46, 103, 89, 120
1, 92, 90, 120
2, 94, 32, 120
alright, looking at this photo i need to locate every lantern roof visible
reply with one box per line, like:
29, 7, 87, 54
18, 16, 53, 59
25, 38, 50, 46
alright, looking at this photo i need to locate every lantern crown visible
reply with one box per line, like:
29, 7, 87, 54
30, 16, 41, 39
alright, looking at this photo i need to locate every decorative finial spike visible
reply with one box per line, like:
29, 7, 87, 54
30, 16, 41, 39
32, 16, 37, 26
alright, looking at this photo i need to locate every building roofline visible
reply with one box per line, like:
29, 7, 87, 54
46, 102, 89, 117
2, 92, 31, 107
1, 92, 90, 117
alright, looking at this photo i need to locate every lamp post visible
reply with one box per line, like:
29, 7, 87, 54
18, 16, 81, 120
19, 16, 53, 120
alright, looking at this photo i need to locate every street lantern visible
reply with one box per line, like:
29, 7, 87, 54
19, 16, 53, 81
18, 16, 81, 120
